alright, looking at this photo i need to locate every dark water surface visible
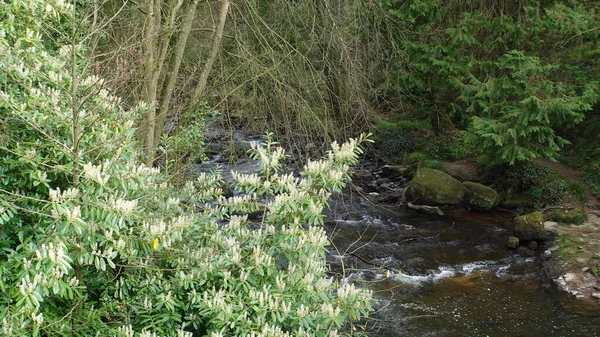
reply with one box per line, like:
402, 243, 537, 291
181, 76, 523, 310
325, 193, 600, 337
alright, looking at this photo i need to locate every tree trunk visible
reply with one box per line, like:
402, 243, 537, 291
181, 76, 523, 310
154, 0, 200, 150
141, 0, 159, 162
141, 0, 183, 164
186, 0, 230, 116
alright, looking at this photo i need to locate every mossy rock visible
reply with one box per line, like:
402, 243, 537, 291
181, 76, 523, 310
507, 236, 520, 249
514, 212, 547, 241
405, 168, 464, 205
551, 206, 587, 225
463, 182, 500, 211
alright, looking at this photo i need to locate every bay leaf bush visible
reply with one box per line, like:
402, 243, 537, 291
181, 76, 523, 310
0, 1, 372, 336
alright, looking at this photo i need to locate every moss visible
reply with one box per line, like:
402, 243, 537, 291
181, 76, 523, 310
405, 168, 464, 205
514, 211, 547, 241
551, 206, 587, 225
463, 182, 500, 211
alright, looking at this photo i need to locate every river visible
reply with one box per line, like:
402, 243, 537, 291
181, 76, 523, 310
325, 192, 600, 337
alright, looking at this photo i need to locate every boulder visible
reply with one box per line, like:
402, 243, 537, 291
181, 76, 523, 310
462, 182, 500, 211
514, 212, 547, 241
405, 168, 464, 205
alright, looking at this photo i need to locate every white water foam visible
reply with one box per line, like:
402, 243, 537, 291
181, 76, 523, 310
395, 266, 456, 285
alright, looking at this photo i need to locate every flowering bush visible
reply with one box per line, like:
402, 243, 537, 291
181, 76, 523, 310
0, 2, 372, 336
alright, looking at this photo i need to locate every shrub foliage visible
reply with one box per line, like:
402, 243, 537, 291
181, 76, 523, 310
0, 2, 372, 336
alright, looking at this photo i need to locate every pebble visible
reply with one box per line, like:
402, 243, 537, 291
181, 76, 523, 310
592, 292, 600, 299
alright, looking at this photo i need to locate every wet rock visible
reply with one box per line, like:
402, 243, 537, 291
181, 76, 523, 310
541, 250, 552, 260
514, 212, 547, 241
375, 177, 391, 186
507, 236, 520, 249
555, 272, 598, 299
352, 169, 373, 182
405, 168, 464, 205
528, 241, 538, 250
462, 182, 500, 211
381, 165, 410, 178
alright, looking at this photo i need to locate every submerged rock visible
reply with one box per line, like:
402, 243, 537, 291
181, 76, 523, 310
405, 168, 464, 205
462, 182, 500, 211
514, 212, 547, 241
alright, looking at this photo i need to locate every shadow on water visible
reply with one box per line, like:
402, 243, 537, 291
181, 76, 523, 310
325, 192, 600, 337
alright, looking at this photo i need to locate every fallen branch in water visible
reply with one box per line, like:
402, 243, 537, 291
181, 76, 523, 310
407, 202, 444, 215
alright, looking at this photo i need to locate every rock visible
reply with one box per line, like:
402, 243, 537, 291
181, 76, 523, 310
550, 206, 587, 225
592, 292, 600, 299
381, 165, 410, 178
528, 241, 538, 250
405, 168, 464, 205
544, 221, 559, 232
555, 272, 598, 298
541, 250, 552, 260
462, 182, 500, 211
507, 236, 520, 249
375, 177, 391, 186
514, 212, 547, 241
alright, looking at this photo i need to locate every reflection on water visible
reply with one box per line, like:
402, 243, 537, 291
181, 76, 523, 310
325, 194, 600, 337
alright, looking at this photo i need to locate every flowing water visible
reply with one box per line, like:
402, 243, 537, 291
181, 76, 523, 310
325, 193, 600, 337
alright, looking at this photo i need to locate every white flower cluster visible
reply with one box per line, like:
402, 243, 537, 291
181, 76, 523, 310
251, 141, 286, 170
83, 162, 111, 186
2, 318, 14, 336
337, 283, 363, 302
305, 226, 328, 247
108, 196, 137, 215
217, 193, 257, 211
18, 273, 42, 298
268, 189, 308, 212
44, 0, 74, 14
231, 171, 261, 188
252, 246, 273, 267
31, 312, 43, 326
49, 187, 79, 202
123, 162, 160, 179
203, 288, 233, 316
321, 302, 341, 320
144, 221, 166, 237
35, 241, 71, 271
51, 204, 81, 223
303, 159, 329, 175
328, 138, 359, 163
